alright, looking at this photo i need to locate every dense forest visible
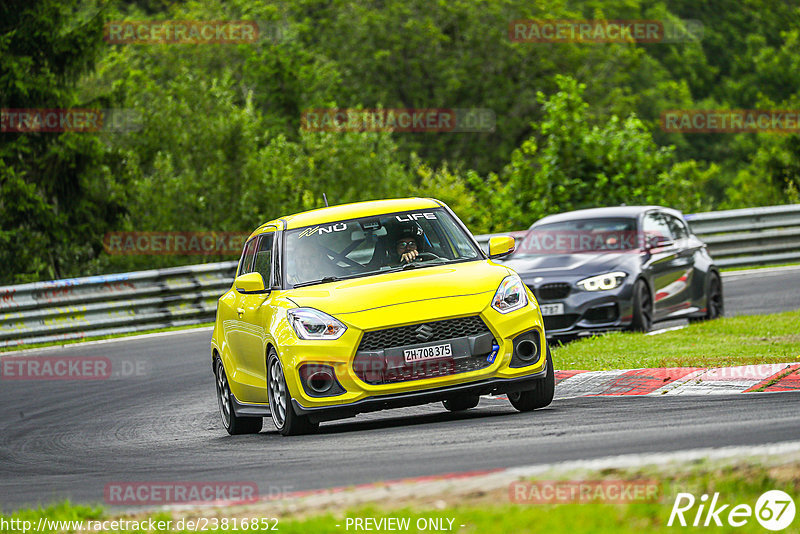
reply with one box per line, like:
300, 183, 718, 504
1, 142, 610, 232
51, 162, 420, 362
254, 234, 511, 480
2, 0, 799, 283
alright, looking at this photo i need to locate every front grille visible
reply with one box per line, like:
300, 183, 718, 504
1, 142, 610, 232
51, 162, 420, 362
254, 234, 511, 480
544, 314, 579, 331
354, 316, 494, 385
536, 282, 571, 300
357, 316, 490, 352
377, 356, 492, 385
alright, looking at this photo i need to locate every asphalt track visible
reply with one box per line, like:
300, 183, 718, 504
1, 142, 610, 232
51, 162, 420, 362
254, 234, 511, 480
1, 268, 799, 512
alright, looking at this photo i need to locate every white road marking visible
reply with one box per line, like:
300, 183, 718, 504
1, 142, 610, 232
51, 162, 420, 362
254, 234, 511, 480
645, 325, 688, 336
507, 440, 800, 478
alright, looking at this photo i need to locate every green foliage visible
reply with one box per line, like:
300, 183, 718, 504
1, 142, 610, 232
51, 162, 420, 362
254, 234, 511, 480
499, 76, 705, 229
2, 0, 800, 282
0, 0, 127, 283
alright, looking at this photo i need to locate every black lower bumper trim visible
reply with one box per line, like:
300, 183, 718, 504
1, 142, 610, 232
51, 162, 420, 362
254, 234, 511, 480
231, 392, 271, 417
291, 363, 548, 423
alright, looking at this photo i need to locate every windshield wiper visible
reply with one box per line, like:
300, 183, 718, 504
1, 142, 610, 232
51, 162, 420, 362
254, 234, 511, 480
292, 276, 341, 288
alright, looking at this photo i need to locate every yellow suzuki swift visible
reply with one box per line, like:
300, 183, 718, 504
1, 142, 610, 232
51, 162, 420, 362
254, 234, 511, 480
211, 198, 553, 435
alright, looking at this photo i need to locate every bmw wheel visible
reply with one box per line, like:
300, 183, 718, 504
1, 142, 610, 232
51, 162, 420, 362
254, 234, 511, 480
630, 279, 653, 332
267, 348, 319, 436
215, 358, 263, 435
691, 272, 724, 322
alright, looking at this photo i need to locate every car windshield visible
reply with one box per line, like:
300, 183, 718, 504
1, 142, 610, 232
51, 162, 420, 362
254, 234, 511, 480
513, 218, 639, 256
284, 208, 481, 287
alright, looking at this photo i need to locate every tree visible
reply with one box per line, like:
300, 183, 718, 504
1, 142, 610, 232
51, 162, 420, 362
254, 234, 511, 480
500, 76, 705, 229
0, 0, 127, 283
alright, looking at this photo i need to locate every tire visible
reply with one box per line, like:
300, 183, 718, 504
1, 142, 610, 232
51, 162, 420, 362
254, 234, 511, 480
267, 349, 319, 436
691, 272, 724, 322
630, 279, 653, 332
215, 358, 263, 435
508, 348, 555, 412
442, 394, 480, 412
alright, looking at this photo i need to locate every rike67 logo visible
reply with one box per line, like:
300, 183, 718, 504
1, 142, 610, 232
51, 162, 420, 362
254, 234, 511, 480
668, 490, 795, 530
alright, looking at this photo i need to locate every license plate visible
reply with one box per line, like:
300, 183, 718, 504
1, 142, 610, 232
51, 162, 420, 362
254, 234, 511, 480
540, 303, 564, 316
403, 343, 452, 362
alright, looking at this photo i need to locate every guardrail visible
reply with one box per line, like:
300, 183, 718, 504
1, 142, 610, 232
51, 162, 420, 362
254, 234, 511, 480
684, 204, 800, 267
474, 204, 800, 269
0, 262, 236, 348
2, 204, 798, 347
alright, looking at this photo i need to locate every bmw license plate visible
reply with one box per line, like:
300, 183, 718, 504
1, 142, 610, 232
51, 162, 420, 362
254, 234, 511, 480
540, 303, 565, 316
403, 343, 452, 363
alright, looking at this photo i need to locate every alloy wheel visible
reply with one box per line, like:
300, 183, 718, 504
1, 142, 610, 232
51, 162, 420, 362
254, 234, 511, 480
708, 276, 723, 318
215, 362, 231, 428
268, 358, 288, 429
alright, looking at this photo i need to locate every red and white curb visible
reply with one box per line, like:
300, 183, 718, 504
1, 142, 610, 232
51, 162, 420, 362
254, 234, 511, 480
554, 362, 800, 399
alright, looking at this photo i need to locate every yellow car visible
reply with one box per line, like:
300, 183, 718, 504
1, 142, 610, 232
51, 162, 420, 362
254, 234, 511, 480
211, 198, 553, 435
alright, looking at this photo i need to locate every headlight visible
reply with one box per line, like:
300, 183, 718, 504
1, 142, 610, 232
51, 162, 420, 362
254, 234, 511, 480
492, 275, 528, 313
577, 272, 627, 291
287, 308, 347, 340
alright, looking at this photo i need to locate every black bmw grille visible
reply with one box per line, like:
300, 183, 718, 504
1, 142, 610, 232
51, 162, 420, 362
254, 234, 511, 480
357, 316, 490, 352
536, 282, 571, 300
544, 314, 579, 331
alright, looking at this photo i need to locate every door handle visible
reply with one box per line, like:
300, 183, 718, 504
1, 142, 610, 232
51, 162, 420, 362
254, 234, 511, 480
236, 308, 245, 316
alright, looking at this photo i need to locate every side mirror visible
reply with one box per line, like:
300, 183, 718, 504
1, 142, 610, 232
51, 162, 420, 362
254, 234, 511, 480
234, 272, 269, 294
488, 236, 516, 259
647, 235, 674, 249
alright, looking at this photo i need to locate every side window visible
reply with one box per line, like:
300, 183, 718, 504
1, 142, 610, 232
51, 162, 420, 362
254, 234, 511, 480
642, 212, 674, 243
238, 238, 258, 276
252, 234, 274, 286
667, 215, 689, 240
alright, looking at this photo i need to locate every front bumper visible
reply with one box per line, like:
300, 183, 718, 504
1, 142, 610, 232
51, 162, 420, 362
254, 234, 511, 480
527, 279, 636, 338
292, 360, 549, 423
279, 291, 547, 413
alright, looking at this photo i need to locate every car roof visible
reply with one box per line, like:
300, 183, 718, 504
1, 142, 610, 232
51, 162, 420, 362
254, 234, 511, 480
249, 197, 443, 238
530, 205, 684, 228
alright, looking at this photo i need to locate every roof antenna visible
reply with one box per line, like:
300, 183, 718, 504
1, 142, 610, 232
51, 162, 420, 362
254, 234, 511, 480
323, 193, 329, 207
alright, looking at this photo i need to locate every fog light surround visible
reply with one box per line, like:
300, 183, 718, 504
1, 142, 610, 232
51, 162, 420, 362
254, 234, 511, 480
298, 364, 346, 397
509, 329, 543, 368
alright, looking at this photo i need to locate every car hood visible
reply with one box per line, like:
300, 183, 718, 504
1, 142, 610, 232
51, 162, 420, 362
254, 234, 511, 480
502, 253, 639, 279
286, 260, 510, 315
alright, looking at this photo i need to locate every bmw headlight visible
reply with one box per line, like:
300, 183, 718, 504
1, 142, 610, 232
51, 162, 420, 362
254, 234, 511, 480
492, 275, 529, 313
577, 272, 627, 291
287, 308, 347, 340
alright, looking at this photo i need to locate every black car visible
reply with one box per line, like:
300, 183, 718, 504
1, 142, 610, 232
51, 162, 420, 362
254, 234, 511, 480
501, 206, 724, 339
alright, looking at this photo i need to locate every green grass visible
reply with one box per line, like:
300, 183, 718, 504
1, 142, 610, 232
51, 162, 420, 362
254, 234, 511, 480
0, 322, 214, 353
721, 261, 800, 272
551, 310, 800, 371
3, 459, 797, 533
